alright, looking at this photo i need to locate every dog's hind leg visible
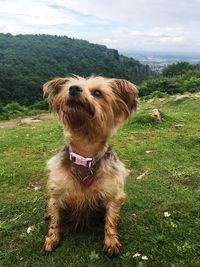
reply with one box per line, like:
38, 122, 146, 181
103, 198, 124, 257
44, 197, 61, 253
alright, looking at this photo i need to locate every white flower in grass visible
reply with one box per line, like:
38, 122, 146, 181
27, 226, 34, 234
34, 186, 41, 191
164, 211, 171, 217
145, 150, 153, 154
133, 253, 141, 258
142, 255, 148, 260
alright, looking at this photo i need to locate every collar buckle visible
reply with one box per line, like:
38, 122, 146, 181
70, 151, 93, 168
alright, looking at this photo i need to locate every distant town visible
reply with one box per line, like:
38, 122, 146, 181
121, 51, 200, 72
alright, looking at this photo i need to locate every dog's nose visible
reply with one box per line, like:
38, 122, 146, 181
69, 86, 82, 96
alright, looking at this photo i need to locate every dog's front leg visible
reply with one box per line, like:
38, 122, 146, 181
103, 198, 123, 257
44, 197, 61, 253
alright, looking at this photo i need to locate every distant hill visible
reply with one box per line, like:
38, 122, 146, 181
140, 62, 200, 96
0, 33, 151, 107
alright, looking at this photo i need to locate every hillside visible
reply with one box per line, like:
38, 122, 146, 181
0, 95, 200, 266
0, 33, 151, 107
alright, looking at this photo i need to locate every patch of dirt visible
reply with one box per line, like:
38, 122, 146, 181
0, 114, 53, 129
127, 135, 148, 143
0, 121, 18, 128
20, 117, 42, 125
171, 92, 200, 100
28, 175, 42, 191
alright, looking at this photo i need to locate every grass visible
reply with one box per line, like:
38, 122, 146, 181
0, 96, 200, 267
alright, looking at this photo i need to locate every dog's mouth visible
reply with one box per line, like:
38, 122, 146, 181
66, 99, 94, 116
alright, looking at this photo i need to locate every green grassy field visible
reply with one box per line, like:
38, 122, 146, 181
0, 95, 200, 267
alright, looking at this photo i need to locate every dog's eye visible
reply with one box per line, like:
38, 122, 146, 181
92, 90, 102, 98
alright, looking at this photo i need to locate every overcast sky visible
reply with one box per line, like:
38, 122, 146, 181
0, 0, 200, 53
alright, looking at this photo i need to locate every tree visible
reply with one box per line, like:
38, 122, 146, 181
162, 62, 193, 77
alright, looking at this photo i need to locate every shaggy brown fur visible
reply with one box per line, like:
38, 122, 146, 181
43, 75, 138, 256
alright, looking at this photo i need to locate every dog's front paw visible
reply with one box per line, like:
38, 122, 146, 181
103, 237, 122, 257
43, 234, 60, 254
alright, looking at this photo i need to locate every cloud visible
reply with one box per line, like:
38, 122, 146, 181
0, 0, 199, 52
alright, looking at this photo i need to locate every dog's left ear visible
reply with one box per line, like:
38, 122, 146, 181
43, 78, 68, 96
110, 79, 138, 119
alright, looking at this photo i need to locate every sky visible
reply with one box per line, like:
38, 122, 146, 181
0, 0, 200, 53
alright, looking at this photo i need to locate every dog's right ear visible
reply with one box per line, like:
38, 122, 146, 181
43, 78, 68, 96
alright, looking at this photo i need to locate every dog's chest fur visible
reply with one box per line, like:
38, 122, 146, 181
47, 146, 127, 211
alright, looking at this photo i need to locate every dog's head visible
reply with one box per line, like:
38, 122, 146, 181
43, 75, 138, 140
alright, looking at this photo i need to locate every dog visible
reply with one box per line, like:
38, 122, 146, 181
43, 75, 138, 256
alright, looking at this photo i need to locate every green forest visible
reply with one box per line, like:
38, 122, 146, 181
0, 33, 151, 108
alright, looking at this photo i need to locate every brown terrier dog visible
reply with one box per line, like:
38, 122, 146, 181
43, 75, 138, 256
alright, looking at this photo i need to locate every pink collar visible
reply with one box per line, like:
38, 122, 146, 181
69, 151, 93, 168
69, 151, 94, 187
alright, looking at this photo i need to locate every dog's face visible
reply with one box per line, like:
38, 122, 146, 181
43, 76, 138, 140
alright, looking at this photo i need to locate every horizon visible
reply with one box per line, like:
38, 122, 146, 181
0, 0, 200, 54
